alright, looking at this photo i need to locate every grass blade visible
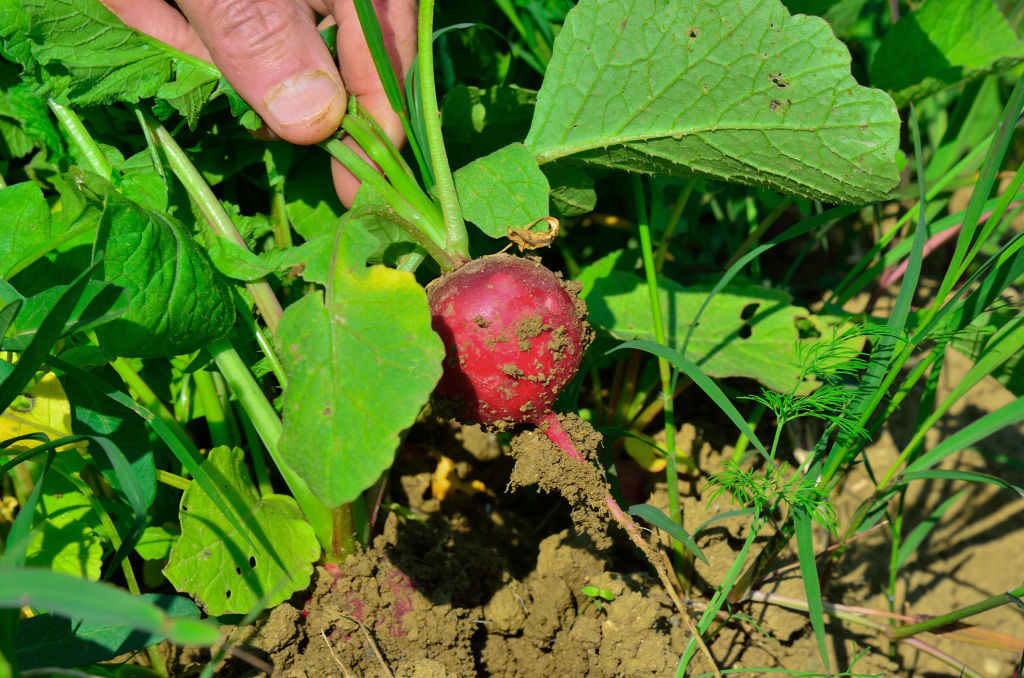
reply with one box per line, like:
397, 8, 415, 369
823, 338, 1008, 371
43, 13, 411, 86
609, 339, 769, 459
628, 503, 708, 564
900, 469, 1024, 498
905, 396, 1024, 475
0, 566, 219, 647
895, 489, 967, 569
0, 261, 97, 413
793, 505, 830, 674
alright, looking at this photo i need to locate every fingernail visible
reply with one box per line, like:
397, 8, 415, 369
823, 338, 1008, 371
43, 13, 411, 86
265, 72, 343, 128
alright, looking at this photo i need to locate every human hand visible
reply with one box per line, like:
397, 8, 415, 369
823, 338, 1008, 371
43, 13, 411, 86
99, 0, 417, 206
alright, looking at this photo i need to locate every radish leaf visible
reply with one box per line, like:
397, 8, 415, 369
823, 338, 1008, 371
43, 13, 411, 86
164, 447, 319, 616
526, 0, 900, 203
277, 222, 444, 507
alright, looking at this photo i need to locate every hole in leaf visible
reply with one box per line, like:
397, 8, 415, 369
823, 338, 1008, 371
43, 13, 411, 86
225, 589, 232, 599
740, 303, 759, 320
738, 324, 753, 339
249, 556, 257, 568
688, 28, 698, 38
235, 567, 241, 575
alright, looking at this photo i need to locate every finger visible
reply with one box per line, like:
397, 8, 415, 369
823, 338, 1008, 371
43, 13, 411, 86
98, 0, 211, 61
329, 0, 418, 205
177, 0, 347, 145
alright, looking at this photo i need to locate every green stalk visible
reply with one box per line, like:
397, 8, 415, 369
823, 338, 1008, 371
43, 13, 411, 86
321, 138, 457, 270
653, 180, 695, 272
339, 112, 445, 237
417, 0, 470, 262
193, 368, 230, 449
349, 0, 430, 182
206, 339, 335, 557
109, 356, 197, 458
143, 114, 285, 334
677, 516, 764, 673
889, 582, 1024, 640
156, 469, 191, 492
48, 99, 113, 179
632, 175, 687, 584
233, 400, 272, 497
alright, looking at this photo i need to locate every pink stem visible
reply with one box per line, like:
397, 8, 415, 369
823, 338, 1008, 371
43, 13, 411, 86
538, 412, 586, 462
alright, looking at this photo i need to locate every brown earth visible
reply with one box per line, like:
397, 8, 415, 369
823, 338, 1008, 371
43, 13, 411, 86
167, 347, 1023, 677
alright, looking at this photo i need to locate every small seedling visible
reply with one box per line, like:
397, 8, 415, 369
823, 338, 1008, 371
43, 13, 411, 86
581, 585, 615, 612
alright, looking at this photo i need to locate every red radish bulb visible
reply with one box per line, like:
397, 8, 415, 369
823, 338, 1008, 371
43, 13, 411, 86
427, 254, 591, 431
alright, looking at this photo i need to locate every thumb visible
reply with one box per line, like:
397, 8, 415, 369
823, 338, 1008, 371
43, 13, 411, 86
178, 0, 346, 145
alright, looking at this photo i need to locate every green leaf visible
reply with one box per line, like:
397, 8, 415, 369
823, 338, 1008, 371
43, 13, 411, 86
22, 0, 220, 120
895, 489, 967, 570
15, 593, 201, 670
0, 262, 97, 414
583, 267, 823, 393
441, 84, 537, 171
793, 505, 830, 673
0, 79, 62, 157
163, 446, 320, 616
135, 526, 178, 561
90, 185, 236, 358
627, 503, 708, 564
206, 238, 308, 283
154, 62, 219, 129
0, 565, 220, 647
900, 469, 1024, 499
526, 0, 900, 204
2, 281, 130, 352
544, 163, 596, 218
278, 223, 444, 507
453, 142, 551, 238
870, 0, 1024, 106
0, 182, 54, 280
952, 311, 1024, 396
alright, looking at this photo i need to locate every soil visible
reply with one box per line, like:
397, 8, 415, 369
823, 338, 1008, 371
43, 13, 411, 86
165, 347, 1023, 677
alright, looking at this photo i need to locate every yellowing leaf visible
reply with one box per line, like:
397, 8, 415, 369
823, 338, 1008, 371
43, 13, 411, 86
0, 371, 81, 452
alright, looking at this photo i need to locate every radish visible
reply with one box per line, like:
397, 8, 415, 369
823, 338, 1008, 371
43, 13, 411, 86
427, 254, 703, 637
427, 253, 591, 446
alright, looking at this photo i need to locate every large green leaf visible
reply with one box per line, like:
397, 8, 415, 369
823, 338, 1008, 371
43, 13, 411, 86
453, 142, 551, 238
277, 223, 444, 507
582, 262, 826, 393
526, 0, 900, 204
20, 0, 220, 123
870, 0, 1024, 106
163, 446, 319, 616
91, 187, 236, 358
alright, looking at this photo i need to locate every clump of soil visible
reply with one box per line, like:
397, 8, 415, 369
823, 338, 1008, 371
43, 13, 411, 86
201, 518, 686, 677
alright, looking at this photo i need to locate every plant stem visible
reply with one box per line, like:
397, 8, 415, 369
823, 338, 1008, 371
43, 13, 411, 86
47, 99, 113, 179
889, 583, 1024, 640
156, 469, 191, 491
330, 504, 357, 561
417, 0, 469, 263
193, 368, 230, 449
143, 114, 285, 334
632, 175, 687, 585
341, 107, 444, 234
654, 180, 695, 272
320, 138, 453, 265
207, 338, 334, 555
